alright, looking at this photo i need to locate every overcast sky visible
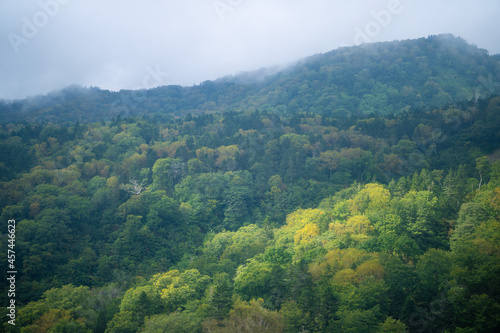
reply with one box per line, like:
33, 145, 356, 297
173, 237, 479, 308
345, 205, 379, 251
0, 0, 499, 100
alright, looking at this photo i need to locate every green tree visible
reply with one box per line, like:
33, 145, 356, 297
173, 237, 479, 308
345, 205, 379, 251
415, 249, 451, 304
320, 150, 341, 179
476, 156, 491, 190
337, 306, 381, 333
152, 157, 183, 192
143, 311, 203, 333
202, 299, 285, 333
377, 316, 407, 332
234, 258, 273, 301
391, 190, 446, 251
18, 285, 96, 332
207, 273, 234, 321
105, 311, 140, 333
151, 269, 211, 313
279, 300, 309, 333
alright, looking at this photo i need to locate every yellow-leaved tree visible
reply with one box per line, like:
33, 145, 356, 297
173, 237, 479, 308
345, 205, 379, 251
329, 215, 375, 245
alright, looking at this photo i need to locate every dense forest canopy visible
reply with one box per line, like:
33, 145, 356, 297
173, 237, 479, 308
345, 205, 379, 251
1, 34, 500, 332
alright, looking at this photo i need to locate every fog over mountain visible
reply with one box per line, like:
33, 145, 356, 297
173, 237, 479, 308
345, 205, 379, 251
0, 0, 499, 100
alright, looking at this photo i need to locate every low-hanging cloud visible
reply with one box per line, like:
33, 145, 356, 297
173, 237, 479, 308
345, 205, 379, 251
0, 0, 499, 100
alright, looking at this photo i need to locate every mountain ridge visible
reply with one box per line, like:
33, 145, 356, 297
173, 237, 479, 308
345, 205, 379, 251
1, 34, 499, 123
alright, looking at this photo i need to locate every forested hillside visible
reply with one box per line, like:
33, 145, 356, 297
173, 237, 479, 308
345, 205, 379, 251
1, 35, 500, 332
1, 34, 499, 123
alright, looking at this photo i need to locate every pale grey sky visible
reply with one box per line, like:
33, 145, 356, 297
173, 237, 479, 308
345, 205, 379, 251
1, 0, 499, 100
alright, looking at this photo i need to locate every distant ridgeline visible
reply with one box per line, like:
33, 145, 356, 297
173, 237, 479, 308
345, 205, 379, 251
1, 34, 499, 123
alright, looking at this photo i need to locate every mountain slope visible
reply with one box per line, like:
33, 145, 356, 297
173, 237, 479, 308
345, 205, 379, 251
1, 34, 499, 123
